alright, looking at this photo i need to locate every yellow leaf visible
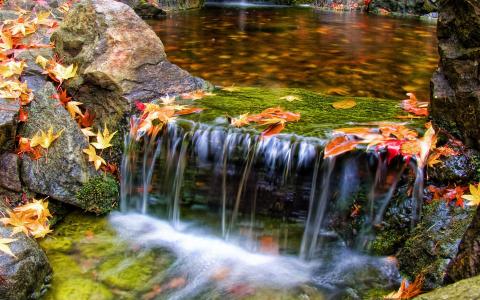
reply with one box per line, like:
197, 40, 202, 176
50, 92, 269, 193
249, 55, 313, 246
35, 55, 49, 69
0, 60, 26, 78
30, 126, 64, 149
47, 62, 78, 83
81, 127, 96, 138
83, 145, 106, 170
462, 185, 480, 206
280, 95, 301, 102
0, 238, 17, 257
14, 198, 52, 221
0, 31, 13, 50
91, 124, 117, 150
332, 99, 357, 109
66, 101, 83, 118
0, 211, 30, 236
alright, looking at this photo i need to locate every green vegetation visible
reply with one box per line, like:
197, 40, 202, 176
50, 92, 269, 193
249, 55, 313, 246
76, 175, 119, 215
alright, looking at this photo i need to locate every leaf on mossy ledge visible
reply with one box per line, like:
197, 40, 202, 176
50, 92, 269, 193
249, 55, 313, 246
332, 99, 357, 109
91, 124, 117, 150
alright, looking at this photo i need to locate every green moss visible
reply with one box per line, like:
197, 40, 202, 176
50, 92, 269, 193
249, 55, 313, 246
369, 229, 405, 256
43, 277, 113, 300
98, 254, 156, 290
76, 175, 119, 214
181, 87, 423, 138
416, 275, 480, 299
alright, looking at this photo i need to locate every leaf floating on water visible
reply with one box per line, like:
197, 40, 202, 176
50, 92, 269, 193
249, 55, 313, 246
261, 121, 285, 138
332, 99, 357, 109
324, 135, 359, 158
175, 107, 204, 116
401, 93, 428, 117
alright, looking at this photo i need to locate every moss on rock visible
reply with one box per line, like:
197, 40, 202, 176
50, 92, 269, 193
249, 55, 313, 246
415, 274, 480, 299
76, 175, 119, 215
98, 254, 155, 290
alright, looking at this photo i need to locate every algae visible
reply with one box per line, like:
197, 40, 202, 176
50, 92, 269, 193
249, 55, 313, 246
183, 87, 422, 138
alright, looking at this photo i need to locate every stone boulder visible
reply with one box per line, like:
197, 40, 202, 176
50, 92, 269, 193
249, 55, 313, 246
430, 0, 480, 149
51, 0, 208, 130
445, 206, 480, 283
118, 0, 204, 18
19, 82, 96, 207
397, 201, 475, 290
416, 274, 480, 299
0, 98, 18, 152
0, 198, 52, 300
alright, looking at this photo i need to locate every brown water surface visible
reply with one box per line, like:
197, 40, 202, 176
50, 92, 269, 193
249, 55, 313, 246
150, 4, 438, 100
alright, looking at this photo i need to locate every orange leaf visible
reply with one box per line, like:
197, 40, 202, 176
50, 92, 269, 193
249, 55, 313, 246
324, 136, 359, 158
78, 110, 95, 128
175, 107, 204, 116
332, 99, 357, 109
18, 107, 28, 122
261, 122, 285, 138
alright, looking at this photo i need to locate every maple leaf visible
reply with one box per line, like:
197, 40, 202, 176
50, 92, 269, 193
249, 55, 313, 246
30, 126, 64, 149
230, 113, 250, 127
14, 198, 52, 222
52, 88, 72, 106
175, 107, 204, 116
324, 135, 359, 158
0, 59, 26, 78
45, 61, 77, 83
35, 55, 49, 69
0, 30, 13, 51
261, 121, 286, 138
81, 127, 96, 138
83, 145, 106, 170
66, 101, 83, 118
91, 124, 117, 150
0, 238, 16, 257
79, 110, 95, 128
384, 275, 423, 299
222, 85, 240, 92
16, 137, 33, 157
401, 93, 428, 117
0, 211, 30, 236
18, 107, 27, 122
160, 94, 176, 105
462, 184, 480, 206
28, 222, 52, 239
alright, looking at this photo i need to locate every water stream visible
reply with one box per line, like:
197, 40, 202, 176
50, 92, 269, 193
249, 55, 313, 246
111, 118, 421, 298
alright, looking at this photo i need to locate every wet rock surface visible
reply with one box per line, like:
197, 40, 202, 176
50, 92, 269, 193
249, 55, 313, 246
19, 82, 95, 206
0, 153, 22, 192
0, 198, 52, 300
397, 201, 475, 290
416, 274, 480, 300
118, 0, 204, 17
430, 0, 480, 149
445, 206, 480, 283
51, 0, 208, 131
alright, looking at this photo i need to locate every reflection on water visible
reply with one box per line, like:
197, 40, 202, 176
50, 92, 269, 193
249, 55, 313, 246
150, 5, 438, 100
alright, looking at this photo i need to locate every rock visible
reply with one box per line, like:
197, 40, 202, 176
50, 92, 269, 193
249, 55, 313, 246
397, 201, 476, 290
0, 153, 22, 192
428, 148, 480, 185
430, 0, 480, 149
51, 0, 209, 130
43, 277, 113, 300
19, 81, 96, 207
415, 274, 480, 300
118, 0, 204, 17
445, 206, 480, 283
0, 98, 18, 151
313, 0, 437, 15
0, 198, 52, 300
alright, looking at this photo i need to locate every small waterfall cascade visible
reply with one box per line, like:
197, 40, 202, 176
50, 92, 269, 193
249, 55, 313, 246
114, 118, 426, 297
120, 119, 420, 255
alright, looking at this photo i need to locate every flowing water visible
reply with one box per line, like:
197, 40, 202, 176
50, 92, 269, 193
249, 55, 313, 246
41, 5, 437, 300
149, 4, 437, 100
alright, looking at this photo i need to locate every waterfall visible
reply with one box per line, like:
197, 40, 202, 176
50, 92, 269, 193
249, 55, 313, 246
119, 119, 424, 257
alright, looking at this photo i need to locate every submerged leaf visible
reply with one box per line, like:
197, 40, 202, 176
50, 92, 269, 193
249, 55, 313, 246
332, 99, 357, 109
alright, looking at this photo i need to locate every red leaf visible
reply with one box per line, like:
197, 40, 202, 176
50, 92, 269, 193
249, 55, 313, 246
18, 107, 28, 122
78, 109, 95, 128
135, 100, 146, 111
52, 88, 71, 106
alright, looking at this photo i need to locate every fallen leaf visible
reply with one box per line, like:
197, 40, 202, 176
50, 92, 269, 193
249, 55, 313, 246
332, 99, 357, 109
30, 126, 64, 149
0, 238, 16, 257
324, 135, 359, 158
462, 184, 480, 206
83, 145, 106, 170
91, 124, 117, 150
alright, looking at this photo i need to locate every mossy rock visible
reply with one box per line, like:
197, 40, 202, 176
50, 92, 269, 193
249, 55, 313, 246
415, 274, 480, 299
76, 175, 119, 215
46, 253, 83, 279
43, 277, 113, 300
98, 254, 156, 290
397, 201, 476, 290
184, 87, 423, 138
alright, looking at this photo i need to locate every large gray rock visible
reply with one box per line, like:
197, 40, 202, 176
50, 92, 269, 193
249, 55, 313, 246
430, 0, 480, 149
0, 98, 18, 151
0, 198, 52, 300
51, 0, 208, 130
0, 153, 22, 192
415, 274, 480, 299
19, 82, 95, 207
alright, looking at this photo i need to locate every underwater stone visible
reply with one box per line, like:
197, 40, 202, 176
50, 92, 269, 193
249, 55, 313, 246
43, 277, 113, 300
98, 254, 155, 290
